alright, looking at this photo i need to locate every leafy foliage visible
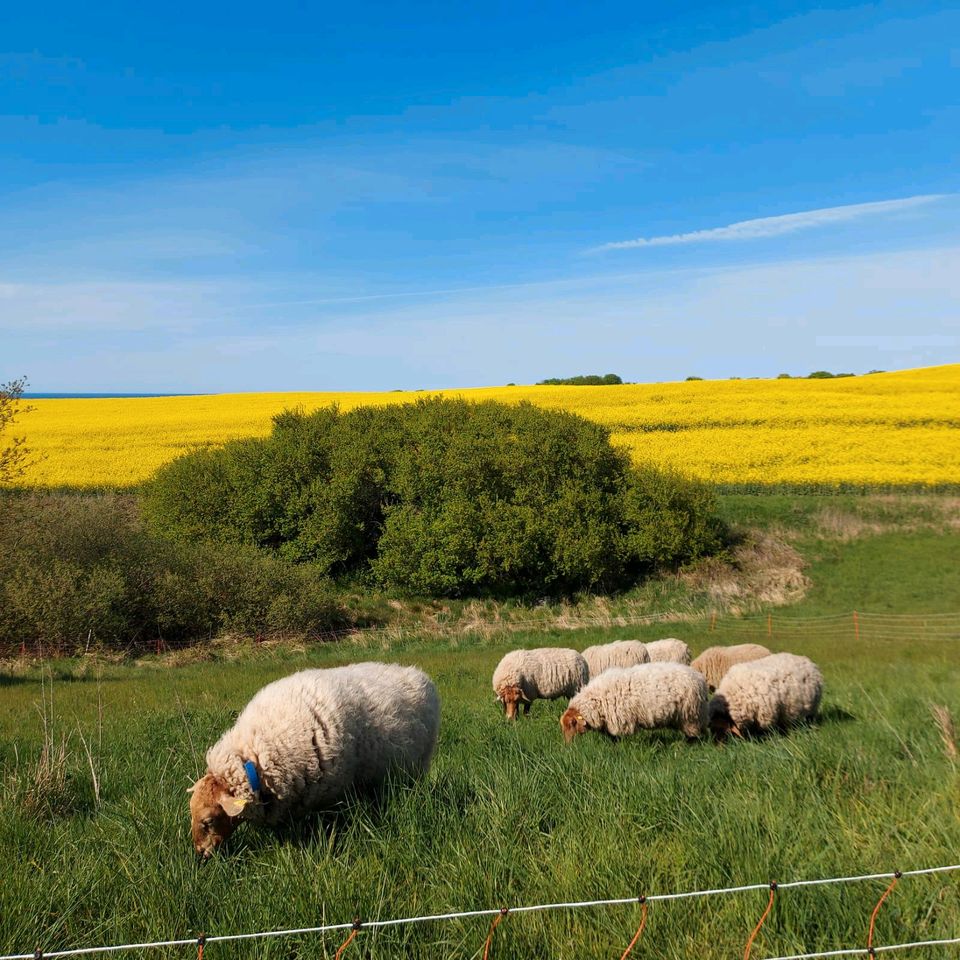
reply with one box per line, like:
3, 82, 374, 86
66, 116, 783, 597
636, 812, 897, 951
0, 376, 35, 484
0, 493, 345, 655
143, 398, 723, 597
537, 373, 623, 385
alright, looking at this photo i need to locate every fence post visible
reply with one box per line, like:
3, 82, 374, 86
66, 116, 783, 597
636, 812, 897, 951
767, 613, 772, 641
710, 612, 717, 632
853, 610, 859, 642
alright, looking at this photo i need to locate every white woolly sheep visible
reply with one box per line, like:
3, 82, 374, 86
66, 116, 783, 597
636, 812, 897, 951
644, 638, 691, 664
690, 643, 771, 692
560, 662, 708, 741
581, 640, 650, 679
708, 652, 823, 738
492, 647, 588, 719
189, 662, 440, 857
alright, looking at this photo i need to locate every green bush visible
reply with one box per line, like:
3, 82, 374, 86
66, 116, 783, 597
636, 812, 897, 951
0, 493, 345, 655
144, 398, 724, 597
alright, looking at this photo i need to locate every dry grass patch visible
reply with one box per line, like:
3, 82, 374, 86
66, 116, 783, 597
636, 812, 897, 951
681, 532, 810, 614
932, 704, 957, 761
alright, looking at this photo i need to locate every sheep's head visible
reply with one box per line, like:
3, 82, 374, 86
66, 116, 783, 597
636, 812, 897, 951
560, 707, 589, 742
496, 684, 528, 720
707, 695, 738, 740
188, 773, 246, 858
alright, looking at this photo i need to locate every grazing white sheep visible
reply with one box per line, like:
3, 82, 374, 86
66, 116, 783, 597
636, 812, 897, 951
644, 638, 691, 665
189, 662, 440, 857
560, 662, 708, 741
690, 643, 771, 691
708, 652, 823, 738
492, 648, 588, 719
581, 640, 650, 679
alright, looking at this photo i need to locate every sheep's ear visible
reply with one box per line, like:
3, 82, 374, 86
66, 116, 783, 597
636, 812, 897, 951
186, 779, 202, 794
220, 793, 248, 817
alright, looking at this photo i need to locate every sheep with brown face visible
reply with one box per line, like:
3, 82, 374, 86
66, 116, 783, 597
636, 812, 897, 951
708, 653, 823, 739
561, 662, 708, 742
581, 640, 649, 679
189, 662, 440, 857
690, 643, 771, 692
492, 648, 588, 720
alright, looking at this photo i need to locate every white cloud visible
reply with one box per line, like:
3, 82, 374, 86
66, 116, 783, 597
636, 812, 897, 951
591, 194, 950, 252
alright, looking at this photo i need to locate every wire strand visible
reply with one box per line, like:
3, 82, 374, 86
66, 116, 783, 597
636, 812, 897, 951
2, 864, 958, 960
760, 935, 960, 960
481, 909, 508, 960
619, 899, 648, 960
744, 884, 778, 960
867, 872, 901, 953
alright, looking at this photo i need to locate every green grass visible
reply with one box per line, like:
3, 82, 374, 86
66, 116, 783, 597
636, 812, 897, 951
2, 494, 960, 959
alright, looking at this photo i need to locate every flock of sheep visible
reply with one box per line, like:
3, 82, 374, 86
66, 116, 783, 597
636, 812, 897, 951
189, 640, 822, 857
493, 639, 822, 743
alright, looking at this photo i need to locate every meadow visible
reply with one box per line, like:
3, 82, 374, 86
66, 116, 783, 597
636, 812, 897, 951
18, 364, 960, 488
2, 504, 959, 960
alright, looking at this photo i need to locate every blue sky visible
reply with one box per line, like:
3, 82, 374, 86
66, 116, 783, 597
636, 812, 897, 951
2, 0, 958, 390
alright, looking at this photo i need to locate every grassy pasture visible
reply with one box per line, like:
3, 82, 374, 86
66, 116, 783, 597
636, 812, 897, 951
2, 497, 959, 959
3, 647, 959, 955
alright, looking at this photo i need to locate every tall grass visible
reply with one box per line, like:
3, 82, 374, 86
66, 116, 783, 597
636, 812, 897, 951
2, 626, 958, 960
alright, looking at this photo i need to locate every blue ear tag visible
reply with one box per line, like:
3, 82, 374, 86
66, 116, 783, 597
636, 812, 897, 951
243, 760, 261, 794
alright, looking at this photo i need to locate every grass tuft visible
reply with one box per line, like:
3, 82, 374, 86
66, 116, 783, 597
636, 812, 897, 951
931, 704, 957, 761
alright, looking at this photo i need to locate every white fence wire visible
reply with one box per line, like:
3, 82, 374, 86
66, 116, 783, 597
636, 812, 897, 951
4, 863, 958, 960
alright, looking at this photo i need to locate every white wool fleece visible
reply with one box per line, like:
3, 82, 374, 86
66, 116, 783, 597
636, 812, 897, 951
205, 662, 440, 824
569, 662, 708, 738
710, 653, 823, 732
690, 643, 771, 691
644, 638, 691, 665
581, 640, 650, 679
492, 648, 588, 700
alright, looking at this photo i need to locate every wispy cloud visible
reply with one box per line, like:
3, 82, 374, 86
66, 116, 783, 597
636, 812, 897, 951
591, 194, 950, 252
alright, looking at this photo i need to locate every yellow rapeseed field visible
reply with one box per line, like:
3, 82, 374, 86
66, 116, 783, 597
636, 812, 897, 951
16, 364, 960, 488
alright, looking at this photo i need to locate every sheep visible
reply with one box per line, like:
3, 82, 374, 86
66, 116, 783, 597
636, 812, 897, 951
644, 638, 691, 665
189, 662, 440, 857
708, 653, 823, 738
492, 647, 588, 719
560, 662, 708, 741
690, 643, 772, 692
581, 640, 650, 679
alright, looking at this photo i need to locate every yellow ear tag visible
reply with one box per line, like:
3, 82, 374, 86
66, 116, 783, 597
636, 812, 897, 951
221, 795, 248, 817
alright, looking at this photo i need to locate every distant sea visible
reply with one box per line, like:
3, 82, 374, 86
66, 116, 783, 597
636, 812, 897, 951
24, 392, 207, 399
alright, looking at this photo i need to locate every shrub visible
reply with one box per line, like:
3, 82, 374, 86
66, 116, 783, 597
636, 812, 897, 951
144, 398, 724, 598
0, 492, 345, 655
622, 465, 725, 569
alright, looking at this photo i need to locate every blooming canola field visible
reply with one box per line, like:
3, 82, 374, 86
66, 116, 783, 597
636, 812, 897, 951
19, 364, 960, 488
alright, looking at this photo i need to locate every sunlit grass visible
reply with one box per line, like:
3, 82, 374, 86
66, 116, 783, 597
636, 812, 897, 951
2, 621, 958, 960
